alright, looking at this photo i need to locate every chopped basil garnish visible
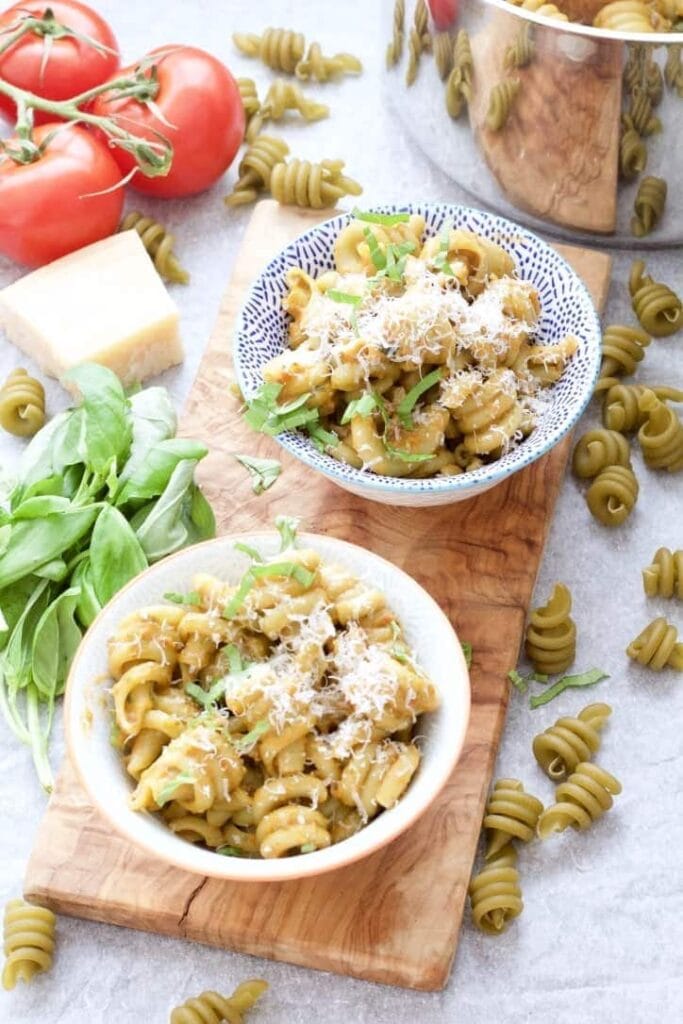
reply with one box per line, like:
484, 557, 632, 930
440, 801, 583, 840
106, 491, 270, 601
461, 642, 472, 668
508, 669, 528, 694
363, 227, 386, 271
217, 845, 248, 857
341, 392, 379, 425
244, 382, 319, 436
396, 369, 444, 429
234, 541, 264, 562
185, 680, 225, 709
306, 422, 339, 452
235, 454, 281, 495
276, 514, 299, 551
327, 289, 362, 307
353, 208, 410, 226
223, 560, 314, 619
300, 842, 316, 853
529, 668, 609, 709
164, 590, 201, 606
156, 772, 195, 806
233, 718, 270, 751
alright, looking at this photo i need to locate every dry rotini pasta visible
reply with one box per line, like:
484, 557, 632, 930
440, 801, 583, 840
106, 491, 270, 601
632, 176, 667, 238
623, 92, 661, 138
629, 260, 683, 337
602, 382, 683, 432
120, 212, 189, 285
270, 159, 362, 209
295, 42, 363, 82
486, 78, 521, 131
233, 27, 305, 73
386, 0, 405, 68
637, 388, 683, 471
595, 324, 650, 393
468, 843, 523, 935
246, 213, 578, 479
537, 762, 622, 838
261, 79, 329, 123
237, 77, 264, 143
225, 135, 290, 207
170, 979, 268, 1024
525, 582, 576, 675
110, 534, 439, 859
504, 23, 535, 70
406, 0, 432, 85
571, 429, 630, 478
432, 31, 454, 79
482, 778, 544, 858
2, 899, 56, 990
0, 367, 45, 437
445, 29, 474, 118
619, 125, 647, 180
626, 617, 683, 669
532, 702, 612, 780
665, 43, 683, 93
643, 547, 683, 599
586, 464, 639, 526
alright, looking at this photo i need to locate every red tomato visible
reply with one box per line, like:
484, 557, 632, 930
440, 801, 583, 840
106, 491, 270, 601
0, 123, 124, 266
91, 46, 245, 198
428, 0, 460, 30
0, 1, 119, 124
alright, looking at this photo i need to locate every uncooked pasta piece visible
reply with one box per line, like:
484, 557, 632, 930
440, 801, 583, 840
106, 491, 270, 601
120, 212, 189, 285
626, 617, 683, 670
537, 762, 622, 838
525, 582, 576, 675
632, 176, 667, 238
445, 29, 474, 117
2, 899, 56, 990
237, 77, 264, 142
602, 382, 683, 432
665, 43, 683, 93
270, 158, 362, 209
261, 79, 329, 123
170, 978, 268, 1024
504, 22, 535, 70
225, 135, 290, 207
486, 78, 521, 131
623, 90, 661, 137
629, 260, 683, 337
233, 27, 305, 73
637, 388, 683, 471
295, 42, 362, 82
386, 0, 405, 67
619, 125, 647, 180
482, 778, 544, 858
595, 323, 650, 393
586, 465, 639, 526
532, 702, 612, 779
432, 31, 454, 79
468, 843, 523, 935
571, 429, 630, 478
0, 367, 45, 437
642, 547, 683, 599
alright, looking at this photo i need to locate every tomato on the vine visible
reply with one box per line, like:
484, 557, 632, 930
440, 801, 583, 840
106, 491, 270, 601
428, 0, 460, 30
91, 46, 245, 198
0, 1, 119, 124
0, 123, 124, 266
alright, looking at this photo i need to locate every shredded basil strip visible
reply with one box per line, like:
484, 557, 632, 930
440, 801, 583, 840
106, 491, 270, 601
352, 208, 410, 225
164, 590, 201, 606
233, 718, 270, 751
363, 227, 386, 271
244, 383, 319, 436
276, 514, 299, 551
223, 560, 314, 619
341, 392, 379, 425
234, 454, 281, 495
396, 369, 444, 428
461, 641, 472, 668
156, 772, 195, 806
234, 541, 264, 562
184, 680, 223, 709
508, 669, 528, 694
217, 845, 247, 857
529, 668, 609, 709
306, 423, 339, 452
327, 289, 362, 306
300, 842, 316, 853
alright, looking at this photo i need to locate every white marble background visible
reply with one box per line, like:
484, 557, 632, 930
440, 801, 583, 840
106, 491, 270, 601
1, 2, 682, 1022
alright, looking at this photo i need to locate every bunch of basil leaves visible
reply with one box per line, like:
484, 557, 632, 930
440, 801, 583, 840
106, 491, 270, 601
0, 364, 215, 791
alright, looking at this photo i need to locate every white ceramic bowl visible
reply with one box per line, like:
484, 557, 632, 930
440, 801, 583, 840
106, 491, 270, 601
233, 202, 602, 508
65, 533, 470, 882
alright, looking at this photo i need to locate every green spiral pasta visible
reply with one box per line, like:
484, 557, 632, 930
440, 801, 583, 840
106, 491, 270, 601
632, 176, 667, 238
665, 43, 683, 94
170, 979, 268, 1024
627, 617, 683, 670
637, 388, 683, 471
586, 464, 639, 527
482, 778, 544, 858
504, 23, 535, 70
525, 582, 576, 675
433, 31, 454, 80
120, 212, 189, 285
262, 79, 329, 123
386, 0, 405, 67
629, 260, 683, 337
233, 27, 305, 73
2, 898, 56, 990
595, 323, 650, 392
486, 78, 521, 131
619, 126, 647, 180
270, 158, 362, 209
533, 702, 612, 780
537, 762, 622, 839
643, 547, 683, 599
0, 368, 46, 438
602, 382, 683, 432
225, 135, 290, 207
237, 77, 264, 143
571, 429, 630, 479
468, 843, 523, 935
295, 42, 363, 82
624, 90, 661, 137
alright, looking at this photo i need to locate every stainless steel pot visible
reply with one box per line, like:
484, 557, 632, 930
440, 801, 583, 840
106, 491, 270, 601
383, 0, 683, 246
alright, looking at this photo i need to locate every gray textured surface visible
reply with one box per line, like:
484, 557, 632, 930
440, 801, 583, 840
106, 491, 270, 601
0, 2, 682, 1022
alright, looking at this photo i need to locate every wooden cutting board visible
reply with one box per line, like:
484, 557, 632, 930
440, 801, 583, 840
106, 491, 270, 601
24, 200, 611, 991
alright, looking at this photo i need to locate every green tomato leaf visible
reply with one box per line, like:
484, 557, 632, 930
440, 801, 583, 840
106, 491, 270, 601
90, 505, 148, 605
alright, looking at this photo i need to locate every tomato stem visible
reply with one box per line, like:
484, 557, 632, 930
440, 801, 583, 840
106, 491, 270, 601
0, 8, 118, 61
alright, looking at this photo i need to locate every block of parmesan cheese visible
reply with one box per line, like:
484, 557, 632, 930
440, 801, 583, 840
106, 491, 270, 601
0, 230, 183, 388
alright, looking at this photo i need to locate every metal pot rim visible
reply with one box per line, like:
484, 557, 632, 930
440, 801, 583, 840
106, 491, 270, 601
482, 0, 683, 44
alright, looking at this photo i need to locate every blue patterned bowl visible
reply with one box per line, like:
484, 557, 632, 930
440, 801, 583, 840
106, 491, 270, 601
234, 203, 602, 507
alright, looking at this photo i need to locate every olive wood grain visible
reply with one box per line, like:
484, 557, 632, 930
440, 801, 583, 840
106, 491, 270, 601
24, 200, 612, 991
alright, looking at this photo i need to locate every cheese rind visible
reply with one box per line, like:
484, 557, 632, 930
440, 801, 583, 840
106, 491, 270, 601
0, 231, 183, 388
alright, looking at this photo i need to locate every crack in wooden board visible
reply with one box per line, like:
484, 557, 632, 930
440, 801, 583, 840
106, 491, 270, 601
24, 201, 612, 991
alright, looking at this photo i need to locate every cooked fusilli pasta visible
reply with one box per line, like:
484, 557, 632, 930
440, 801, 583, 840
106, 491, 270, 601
270, 159, 362, 209
170, 979, 268, 1024
386, 0, 405, 68
525, 582, 576, 675
121, 212, 189, 285
626, 617, 683, 669
482, 778, 544, 858
630, 260, 683, 337
586, 464, 639, 526
537, 762, 622, 838
507, 0, 568, 20
0, 368, 45, 437
595, 1, 658, 31
602, 382, 683, 432
247, 215, 578, 479
595, 324, 650, 393
233, 27, 305, 73
2, 899, 56, 990
532, 703, 612, 780
637, 387, 683, 471
295, 42, 363, 82
469, 843, 523, 935
110, 542, 439, 859
486, 78, 521, 131
225, 135, 290, 207
632, 175, 667, 238
643, 547, 683, 599
572, 429, 630, 478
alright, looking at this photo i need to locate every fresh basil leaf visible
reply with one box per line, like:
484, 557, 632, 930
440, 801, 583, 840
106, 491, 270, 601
117, 386, 177, 487
31, 586, 82, 700
184, 680, 224, 709
115, 438, 208, 506
396, 369, 443, 429
226, 643, 244, 674
223, 559, 313, 619
11, 495, 73, 520
0, 505, 100, 589
0, 525, 9, 559
353, 208, 410, 225
341, 392, 378, 425
64, 363, 132, 475
276, 514, 299, 551
16, 411, 72, 494
70, 557, 102, 629
529, 668, 609, 709
0, 576, 40, 653
1, 580, 52, 690
90, 505, 148, 606
164, 591, 201, 606
34, 558, 70, 582
133, 460, 198, 563
183, 485, 216, 546
235, 454, 281, 495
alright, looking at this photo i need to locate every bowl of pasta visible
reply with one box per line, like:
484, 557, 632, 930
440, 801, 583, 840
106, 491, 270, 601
234, 203, 601, 507
64, 525, 470, 881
